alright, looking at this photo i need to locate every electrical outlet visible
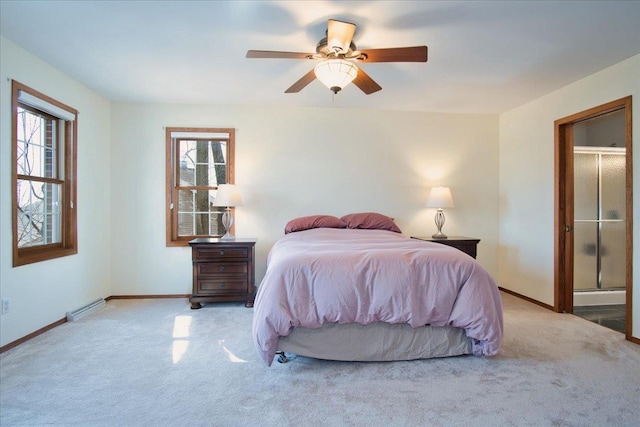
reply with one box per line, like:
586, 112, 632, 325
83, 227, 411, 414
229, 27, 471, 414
2, 299, 9, 314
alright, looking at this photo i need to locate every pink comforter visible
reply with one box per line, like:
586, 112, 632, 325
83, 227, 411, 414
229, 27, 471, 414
252, 228, 503, 366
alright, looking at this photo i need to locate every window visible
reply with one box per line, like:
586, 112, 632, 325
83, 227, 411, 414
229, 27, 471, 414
12, 81, 78, 266
166, 127, 235, 246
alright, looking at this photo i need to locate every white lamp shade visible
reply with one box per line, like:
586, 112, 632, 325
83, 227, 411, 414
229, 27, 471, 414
426, 186, 454, 208
213, 184, 243, 207
314, 59, 358, 93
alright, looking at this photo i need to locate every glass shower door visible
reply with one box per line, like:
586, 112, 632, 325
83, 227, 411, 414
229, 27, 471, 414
573, 148, 625, 291
600, 153, 626, 289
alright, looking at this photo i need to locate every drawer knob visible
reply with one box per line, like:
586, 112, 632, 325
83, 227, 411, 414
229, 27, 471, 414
220, 283, 225, 288
220, 250, 225, 256
220, 266, 225, 272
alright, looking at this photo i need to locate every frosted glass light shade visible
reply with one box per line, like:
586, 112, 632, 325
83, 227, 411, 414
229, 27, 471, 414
213, 184, 243, 207
314, 59, 358, 94
426, 186, 454, 209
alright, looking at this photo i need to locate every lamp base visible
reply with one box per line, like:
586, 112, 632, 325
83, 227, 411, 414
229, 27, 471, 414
432, 209, 448, 239
220, 208, 235, 240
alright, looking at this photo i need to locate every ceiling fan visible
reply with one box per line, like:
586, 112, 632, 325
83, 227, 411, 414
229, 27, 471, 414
246, 19, 428, 95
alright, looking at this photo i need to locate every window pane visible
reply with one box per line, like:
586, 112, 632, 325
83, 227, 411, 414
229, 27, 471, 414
16, 107, 57, 178
178, 139, 226, 186
176, 189, 224, 236
16, 179, 62, 248
177, 213, 223, 236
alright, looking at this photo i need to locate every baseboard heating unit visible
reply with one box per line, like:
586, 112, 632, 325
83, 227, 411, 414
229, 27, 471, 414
66, 298, 106, 322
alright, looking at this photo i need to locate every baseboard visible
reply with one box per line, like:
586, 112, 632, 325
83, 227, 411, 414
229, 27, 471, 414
106, 294, 190, 301
0, 294, 190, 354
498, 287, 555, 311
0, 317, 67, 354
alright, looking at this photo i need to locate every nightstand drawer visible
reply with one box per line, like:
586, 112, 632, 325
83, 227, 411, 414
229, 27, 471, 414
196, 278, 248, 293
193, 247, 249, 260
196, 262, 248, 276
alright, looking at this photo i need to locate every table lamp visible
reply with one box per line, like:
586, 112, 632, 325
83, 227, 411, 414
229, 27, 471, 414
212, 184, 243, 239
426, 186, 454, 239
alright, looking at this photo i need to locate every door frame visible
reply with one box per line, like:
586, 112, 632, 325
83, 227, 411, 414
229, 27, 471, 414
554, 96, 633, 339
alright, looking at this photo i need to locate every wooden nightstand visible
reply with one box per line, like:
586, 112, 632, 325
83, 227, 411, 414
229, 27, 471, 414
411, 236, 480, 259
188, 238, 257, 309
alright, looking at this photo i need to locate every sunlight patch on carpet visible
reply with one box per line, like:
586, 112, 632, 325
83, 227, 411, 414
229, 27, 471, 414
172, 315, 192, 363
219, 339, 248, 363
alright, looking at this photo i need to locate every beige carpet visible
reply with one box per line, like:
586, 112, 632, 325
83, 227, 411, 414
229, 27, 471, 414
1, 292, 639, 426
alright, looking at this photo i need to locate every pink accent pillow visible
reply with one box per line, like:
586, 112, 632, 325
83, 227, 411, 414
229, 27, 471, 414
340, 212, 402, 233
284, 215, 347, 234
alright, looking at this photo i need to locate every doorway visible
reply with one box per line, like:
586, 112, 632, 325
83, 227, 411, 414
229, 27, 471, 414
554, 96, 633, 338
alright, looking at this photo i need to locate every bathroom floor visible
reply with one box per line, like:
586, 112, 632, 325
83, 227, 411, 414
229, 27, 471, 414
573, 304, 626, 334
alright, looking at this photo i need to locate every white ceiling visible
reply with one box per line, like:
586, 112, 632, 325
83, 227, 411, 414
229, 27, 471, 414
2, 0, 639, 114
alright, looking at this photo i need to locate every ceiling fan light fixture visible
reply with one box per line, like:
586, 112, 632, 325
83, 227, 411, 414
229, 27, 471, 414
314, 59, 358, 94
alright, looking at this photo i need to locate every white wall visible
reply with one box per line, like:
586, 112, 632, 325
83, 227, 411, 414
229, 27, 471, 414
0, 37, 112, 346
110, 104, 499, 295
498, 54, 640, 339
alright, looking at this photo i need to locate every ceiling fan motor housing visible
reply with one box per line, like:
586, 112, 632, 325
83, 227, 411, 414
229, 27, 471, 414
316, 37, 357, 58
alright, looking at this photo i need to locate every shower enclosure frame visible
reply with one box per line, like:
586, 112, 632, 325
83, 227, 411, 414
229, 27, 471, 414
573, 146, 626, 294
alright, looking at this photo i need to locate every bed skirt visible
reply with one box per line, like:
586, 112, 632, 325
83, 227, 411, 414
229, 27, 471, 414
277, 322, 473, 362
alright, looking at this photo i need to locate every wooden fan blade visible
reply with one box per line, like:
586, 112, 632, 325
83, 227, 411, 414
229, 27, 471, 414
246, 50, 314, 60
352, 67, 382, 95
356, 46, 428, 63
285, 69, 317, 93
327, 19, 356, 53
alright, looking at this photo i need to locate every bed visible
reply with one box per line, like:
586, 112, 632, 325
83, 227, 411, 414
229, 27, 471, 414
252, 213, 503, 366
